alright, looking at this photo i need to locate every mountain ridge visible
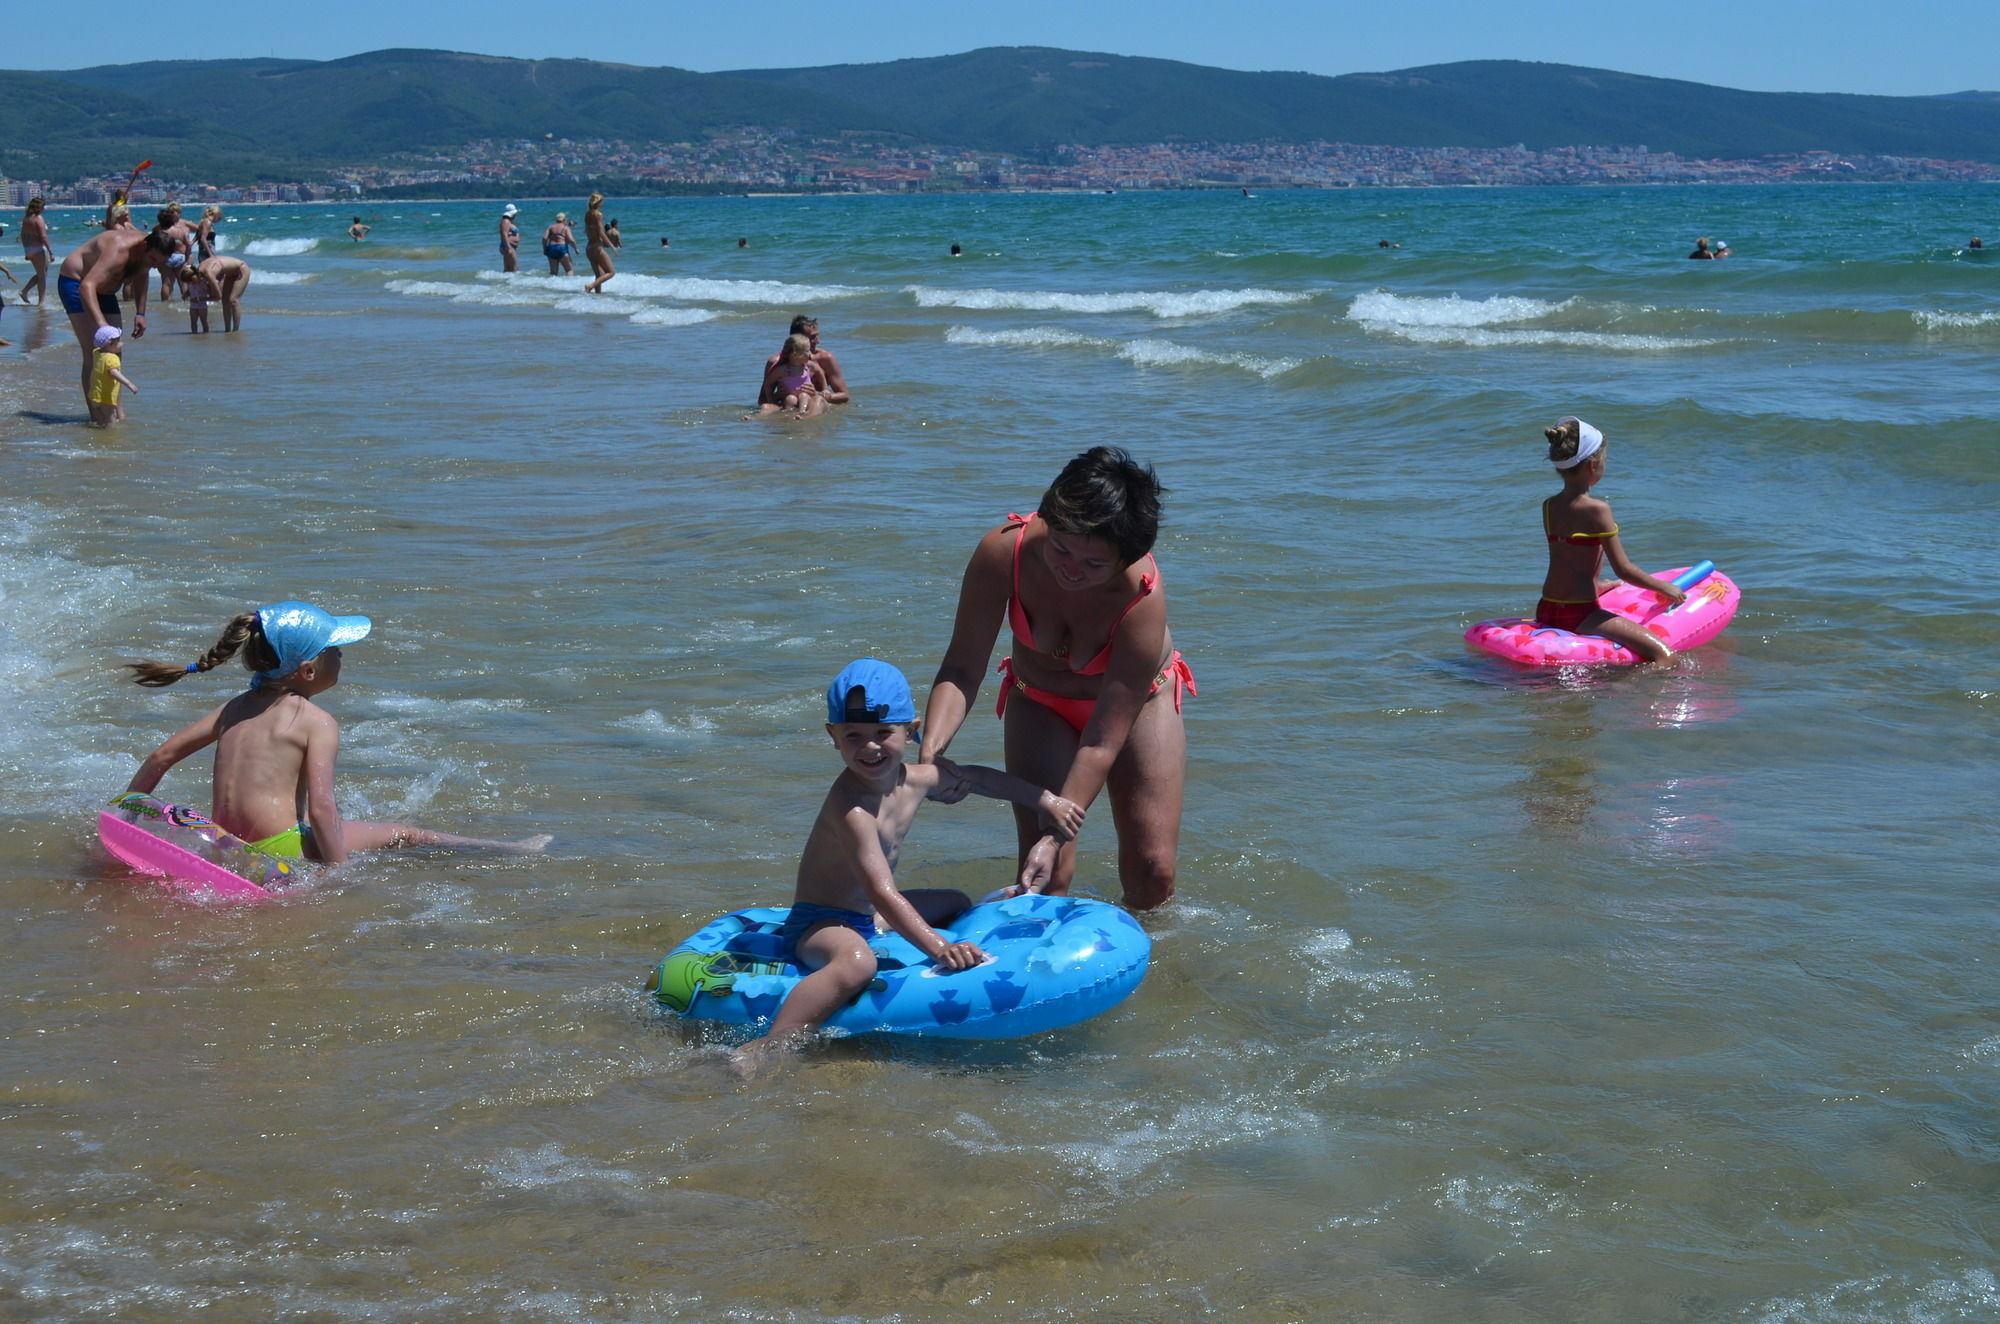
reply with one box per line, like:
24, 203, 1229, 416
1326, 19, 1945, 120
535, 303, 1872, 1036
5, 46, 1998, 183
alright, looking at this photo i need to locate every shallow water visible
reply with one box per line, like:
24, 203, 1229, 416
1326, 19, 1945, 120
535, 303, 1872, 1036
2, 185, 1997, 1320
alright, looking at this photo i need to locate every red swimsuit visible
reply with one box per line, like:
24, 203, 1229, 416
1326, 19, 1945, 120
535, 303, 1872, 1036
995, 514, 1195, 734
1535, 496, 1619, 631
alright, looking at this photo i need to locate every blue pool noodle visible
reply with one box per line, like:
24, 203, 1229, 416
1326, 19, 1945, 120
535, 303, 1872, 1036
1670, 561, 1716, 590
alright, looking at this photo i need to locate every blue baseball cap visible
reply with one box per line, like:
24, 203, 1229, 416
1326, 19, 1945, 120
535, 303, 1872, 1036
826, 658, 915, 725
254, 600, 372, 688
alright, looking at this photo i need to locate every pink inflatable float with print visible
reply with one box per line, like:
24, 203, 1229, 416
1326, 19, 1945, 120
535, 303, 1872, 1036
97, 792, 292, 901
1465, 562, 1741, 667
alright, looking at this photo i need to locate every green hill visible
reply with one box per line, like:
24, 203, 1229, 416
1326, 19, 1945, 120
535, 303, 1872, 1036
5, 46, 1998, 182
39, 49, 910, 161
0, 67, 290, 183
722, 49, 2000, 161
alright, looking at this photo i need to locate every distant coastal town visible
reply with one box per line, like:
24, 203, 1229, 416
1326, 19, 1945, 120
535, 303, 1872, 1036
7, 131, 1998, 205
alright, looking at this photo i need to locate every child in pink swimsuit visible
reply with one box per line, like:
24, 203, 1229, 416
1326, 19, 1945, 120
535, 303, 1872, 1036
769, 333, 824, 413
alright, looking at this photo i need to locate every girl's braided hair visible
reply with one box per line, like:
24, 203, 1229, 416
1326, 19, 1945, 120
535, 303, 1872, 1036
126, 611, 279, 687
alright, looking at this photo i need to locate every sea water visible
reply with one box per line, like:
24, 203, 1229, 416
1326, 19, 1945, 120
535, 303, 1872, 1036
1, 184, 1996, 1320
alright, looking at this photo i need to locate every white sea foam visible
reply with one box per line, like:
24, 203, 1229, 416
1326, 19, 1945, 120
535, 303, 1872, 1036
1752, 1266, 2000, 1323
1958, 1035, 2000, 1062
0, 512, 155, 815
392, 282, 672, 326
946, 325, 1299, 378
1435, 1173, 1580, 1232
1347, 290, 1567, 328
551, 295, 649, 316
615, 709, 717, 741
947, 326, 1097, 350
249, 270, 313, 285
940, 1100, 1316, 1198
1378, 324, 1722, 350
1915, 309, 2000, 330
240, 237, 321, 257
476, 271, 863, 304
1347, 291, 1719, 350
911, 284, 1311, 318
629, 306, 720, 327
385, 279, 589, 310
367, 693, 528, 716
1296, 925, 1418, 996
396, 272, 813, 326
475, 1143, 643, 1191
1120, 337, 1301, 378
1300, 928, 1354, 958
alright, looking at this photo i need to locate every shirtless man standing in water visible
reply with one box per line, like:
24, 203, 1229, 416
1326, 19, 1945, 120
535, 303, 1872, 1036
55, 223, 181, 404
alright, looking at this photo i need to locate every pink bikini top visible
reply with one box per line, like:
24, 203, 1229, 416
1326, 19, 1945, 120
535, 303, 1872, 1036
1005, 513, 1156, 677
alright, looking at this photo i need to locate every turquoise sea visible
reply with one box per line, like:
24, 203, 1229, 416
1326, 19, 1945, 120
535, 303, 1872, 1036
2, 184, 1997, 1320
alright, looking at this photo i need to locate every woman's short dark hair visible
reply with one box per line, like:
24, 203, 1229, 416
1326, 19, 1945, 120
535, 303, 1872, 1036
1037, 446, 1165, 566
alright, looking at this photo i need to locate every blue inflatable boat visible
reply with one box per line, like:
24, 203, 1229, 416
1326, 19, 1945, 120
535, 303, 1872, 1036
647, 893, 1149, 1040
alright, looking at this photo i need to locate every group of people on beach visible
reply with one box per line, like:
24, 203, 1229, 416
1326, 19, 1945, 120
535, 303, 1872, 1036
115, 398, 1675, 1071
120, 436, 1195, 1073
54, 182, 1700, 1070
494, 195, 621, 292
10, 195, 252, 424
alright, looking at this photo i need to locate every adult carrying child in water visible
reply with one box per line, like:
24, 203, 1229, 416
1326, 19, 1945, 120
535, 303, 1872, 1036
123, 602, 551, 862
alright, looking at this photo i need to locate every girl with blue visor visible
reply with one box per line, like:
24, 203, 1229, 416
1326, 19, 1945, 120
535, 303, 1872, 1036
122, 601, 551, 863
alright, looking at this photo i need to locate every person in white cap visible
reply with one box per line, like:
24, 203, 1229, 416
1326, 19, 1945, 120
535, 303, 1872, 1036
122, 602, 552, 862
88, 324, 138, 426
1535, 417, 1686, 663
498, 203, 520, 273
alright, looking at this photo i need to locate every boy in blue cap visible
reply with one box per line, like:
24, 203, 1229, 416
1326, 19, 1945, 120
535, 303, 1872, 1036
731, 658, 1085, 1072
123, 601, 551, 862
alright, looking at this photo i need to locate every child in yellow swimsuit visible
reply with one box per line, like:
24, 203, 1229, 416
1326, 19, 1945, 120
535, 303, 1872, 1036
88, 326, 138, 426
123, 602, 552, 862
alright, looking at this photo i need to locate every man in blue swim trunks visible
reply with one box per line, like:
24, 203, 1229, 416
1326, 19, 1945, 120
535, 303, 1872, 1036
728, 659, 1085, 1076
55, 222, 182, 406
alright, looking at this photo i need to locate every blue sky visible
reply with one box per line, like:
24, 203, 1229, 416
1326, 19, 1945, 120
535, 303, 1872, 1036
9, 0, 1989, 97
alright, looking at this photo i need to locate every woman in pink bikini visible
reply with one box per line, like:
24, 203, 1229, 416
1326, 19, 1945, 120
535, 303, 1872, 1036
920, 446, 1194, 910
